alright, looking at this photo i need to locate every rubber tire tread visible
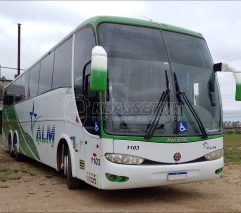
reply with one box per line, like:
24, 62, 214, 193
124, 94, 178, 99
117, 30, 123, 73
66, 148, 80, 190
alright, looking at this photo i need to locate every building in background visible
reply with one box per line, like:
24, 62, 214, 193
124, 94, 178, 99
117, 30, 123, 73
0, 78, 12, 133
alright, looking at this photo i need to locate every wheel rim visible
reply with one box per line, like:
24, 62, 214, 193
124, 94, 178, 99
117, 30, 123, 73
13, 137, 17, 155
64, 154, 68, 176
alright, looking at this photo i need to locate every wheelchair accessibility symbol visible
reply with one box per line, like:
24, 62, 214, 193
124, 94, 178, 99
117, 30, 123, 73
95, 121, 99, 133
178, 121, 187, 133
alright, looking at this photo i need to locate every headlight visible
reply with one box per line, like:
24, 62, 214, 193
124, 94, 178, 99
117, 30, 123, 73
105, 153, 144, 165
204, 149, 224, 161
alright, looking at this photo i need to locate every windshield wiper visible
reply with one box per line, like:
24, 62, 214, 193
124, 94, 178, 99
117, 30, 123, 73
173, 72, 208, 139
144, 70, 170, 140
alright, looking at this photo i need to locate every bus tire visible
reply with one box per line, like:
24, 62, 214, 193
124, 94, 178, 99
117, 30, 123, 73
9, 134, 15, 158
13, 134, 23, 161
8, 133, 13, 156
64, 148, 80, 189
8, 133, 12, 153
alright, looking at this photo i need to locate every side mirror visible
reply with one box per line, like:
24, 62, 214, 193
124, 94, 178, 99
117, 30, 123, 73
233, 73, 241, 101
213, 62, 241, 101
90, 46, 107, 92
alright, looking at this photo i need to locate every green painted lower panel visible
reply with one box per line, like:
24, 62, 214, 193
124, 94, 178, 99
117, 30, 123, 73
2, 106, 40, 160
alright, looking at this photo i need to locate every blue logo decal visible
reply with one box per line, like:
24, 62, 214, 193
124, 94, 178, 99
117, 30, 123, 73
36, 125, 56, 145
94, 121, 99, 133
30, 102, 38, 132
178, 121, 187, 133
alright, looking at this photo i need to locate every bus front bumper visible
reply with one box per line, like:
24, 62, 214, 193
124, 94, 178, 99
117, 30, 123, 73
100, 157, 224, 190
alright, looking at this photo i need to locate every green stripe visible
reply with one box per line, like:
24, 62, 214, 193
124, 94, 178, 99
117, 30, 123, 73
81, 16, 203, 39
100, 131, 223, 143
3, 106, 40, 160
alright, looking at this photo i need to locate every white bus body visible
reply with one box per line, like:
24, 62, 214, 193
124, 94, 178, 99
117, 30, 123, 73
3, 16, 225, 190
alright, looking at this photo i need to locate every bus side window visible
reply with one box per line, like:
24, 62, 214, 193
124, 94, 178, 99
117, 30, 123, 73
38, 52, 54, 94
22, 70, 30, 99
13, 77, 24, 103
3, 86, 14, 106
52, 37, 72, 89
29, 63, 40, 97
74, 27, 97, 134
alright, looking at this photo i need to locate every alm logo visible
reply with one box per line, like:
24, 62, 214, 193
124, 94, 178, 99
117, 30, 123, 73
30, 102, 56, 146
203, 141, 216, 150
36, 125, 56, 146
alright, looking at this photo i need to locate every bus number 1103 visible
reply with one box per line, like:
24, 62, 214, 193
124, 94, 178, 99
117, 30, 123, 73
127, 145, 139, 150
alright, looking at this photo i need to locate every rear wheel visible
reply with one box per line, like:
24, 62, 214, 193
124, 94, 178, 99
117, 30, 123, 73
9, 134, 15, 158
63, 147, 81, 189
12, 134, 23, 161
8, 134, 11, 153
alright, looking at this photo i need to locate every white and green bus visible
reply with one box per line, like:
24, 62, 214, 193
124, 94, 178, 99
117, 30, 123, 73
3, 16, 241, 190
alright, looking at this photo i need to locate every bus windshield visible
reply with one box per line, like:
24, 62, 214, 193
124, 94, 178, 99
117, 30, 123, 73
98, 23, 222, 137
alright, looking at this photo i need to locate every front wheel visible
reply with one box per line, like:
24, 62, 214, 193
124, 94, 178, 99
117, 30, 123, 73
64, 148, 81, 189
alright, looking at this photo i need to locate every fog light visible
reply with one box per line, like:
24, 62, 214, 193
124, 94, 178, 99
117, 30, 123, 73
205, 149, 224, 161
105, 173, 129, 182
215, 167, 223, 175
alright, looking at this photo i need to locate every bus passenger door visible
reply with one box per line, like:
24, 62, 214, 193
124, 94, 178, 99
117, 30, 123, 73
72, 26, 100, 187
83, 131, 101, 188
82, 64, 102, 188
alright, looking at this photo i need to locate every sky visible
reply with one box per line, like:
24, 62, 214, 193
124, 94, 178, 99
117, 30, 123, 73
0, 1, 241, 120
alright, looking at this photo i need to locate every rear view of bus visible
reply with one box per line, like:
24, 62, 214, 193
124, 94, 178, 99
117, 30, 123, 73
3, 16, 226, 190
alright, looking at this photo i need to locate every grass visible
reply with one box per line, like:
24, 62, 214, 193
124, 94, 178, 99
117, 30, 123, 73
0, 136, 37, 182
0, 167, 36, 182
224, 133, 241, 164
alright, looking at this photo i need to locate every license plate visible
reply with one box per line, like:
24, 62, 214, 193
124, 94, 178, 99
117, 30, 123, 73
168, 172, 187, 180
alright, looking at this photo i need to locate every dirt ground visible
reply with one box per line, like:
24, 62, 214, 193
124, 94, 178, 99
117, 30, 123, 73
0, 143, 241, 213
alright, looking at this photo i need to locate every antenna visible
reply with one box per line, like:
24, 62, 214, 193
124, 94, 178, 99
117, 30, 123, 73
16, 23, 21, 78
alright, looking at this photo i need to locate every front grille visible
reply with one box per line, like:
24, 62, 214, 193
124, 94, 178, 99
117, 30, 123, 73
142, 156, 206, 165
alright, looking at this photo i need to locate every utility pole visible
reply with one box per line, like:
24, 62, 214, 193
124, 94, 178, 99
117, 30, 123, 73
15, 23, 21, 78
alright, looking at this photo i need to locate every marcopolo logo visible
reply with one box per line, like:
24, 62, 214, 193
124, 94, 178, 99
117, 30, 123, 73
36, 125, 56, 146
173, 152, 182, 162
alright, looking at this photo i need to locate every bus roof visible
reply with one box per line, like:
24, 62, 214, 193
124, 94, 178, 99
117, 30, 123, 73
80, 16, 203, 38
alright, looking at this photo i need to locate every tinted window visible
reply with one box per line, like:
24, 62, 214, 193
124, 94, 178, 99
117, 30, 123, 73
52, 37, 72, 89
98, 23, 170, 136
29, 63, 40, 97
38, 52, 54, 94
74, 27, 96, 134
4, 85, 14, 106
74, 27, 95, 93
13, 77, 24, 103
22, 70, 30, 99
163, 31, 212, 68
98, 23, 167, 61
